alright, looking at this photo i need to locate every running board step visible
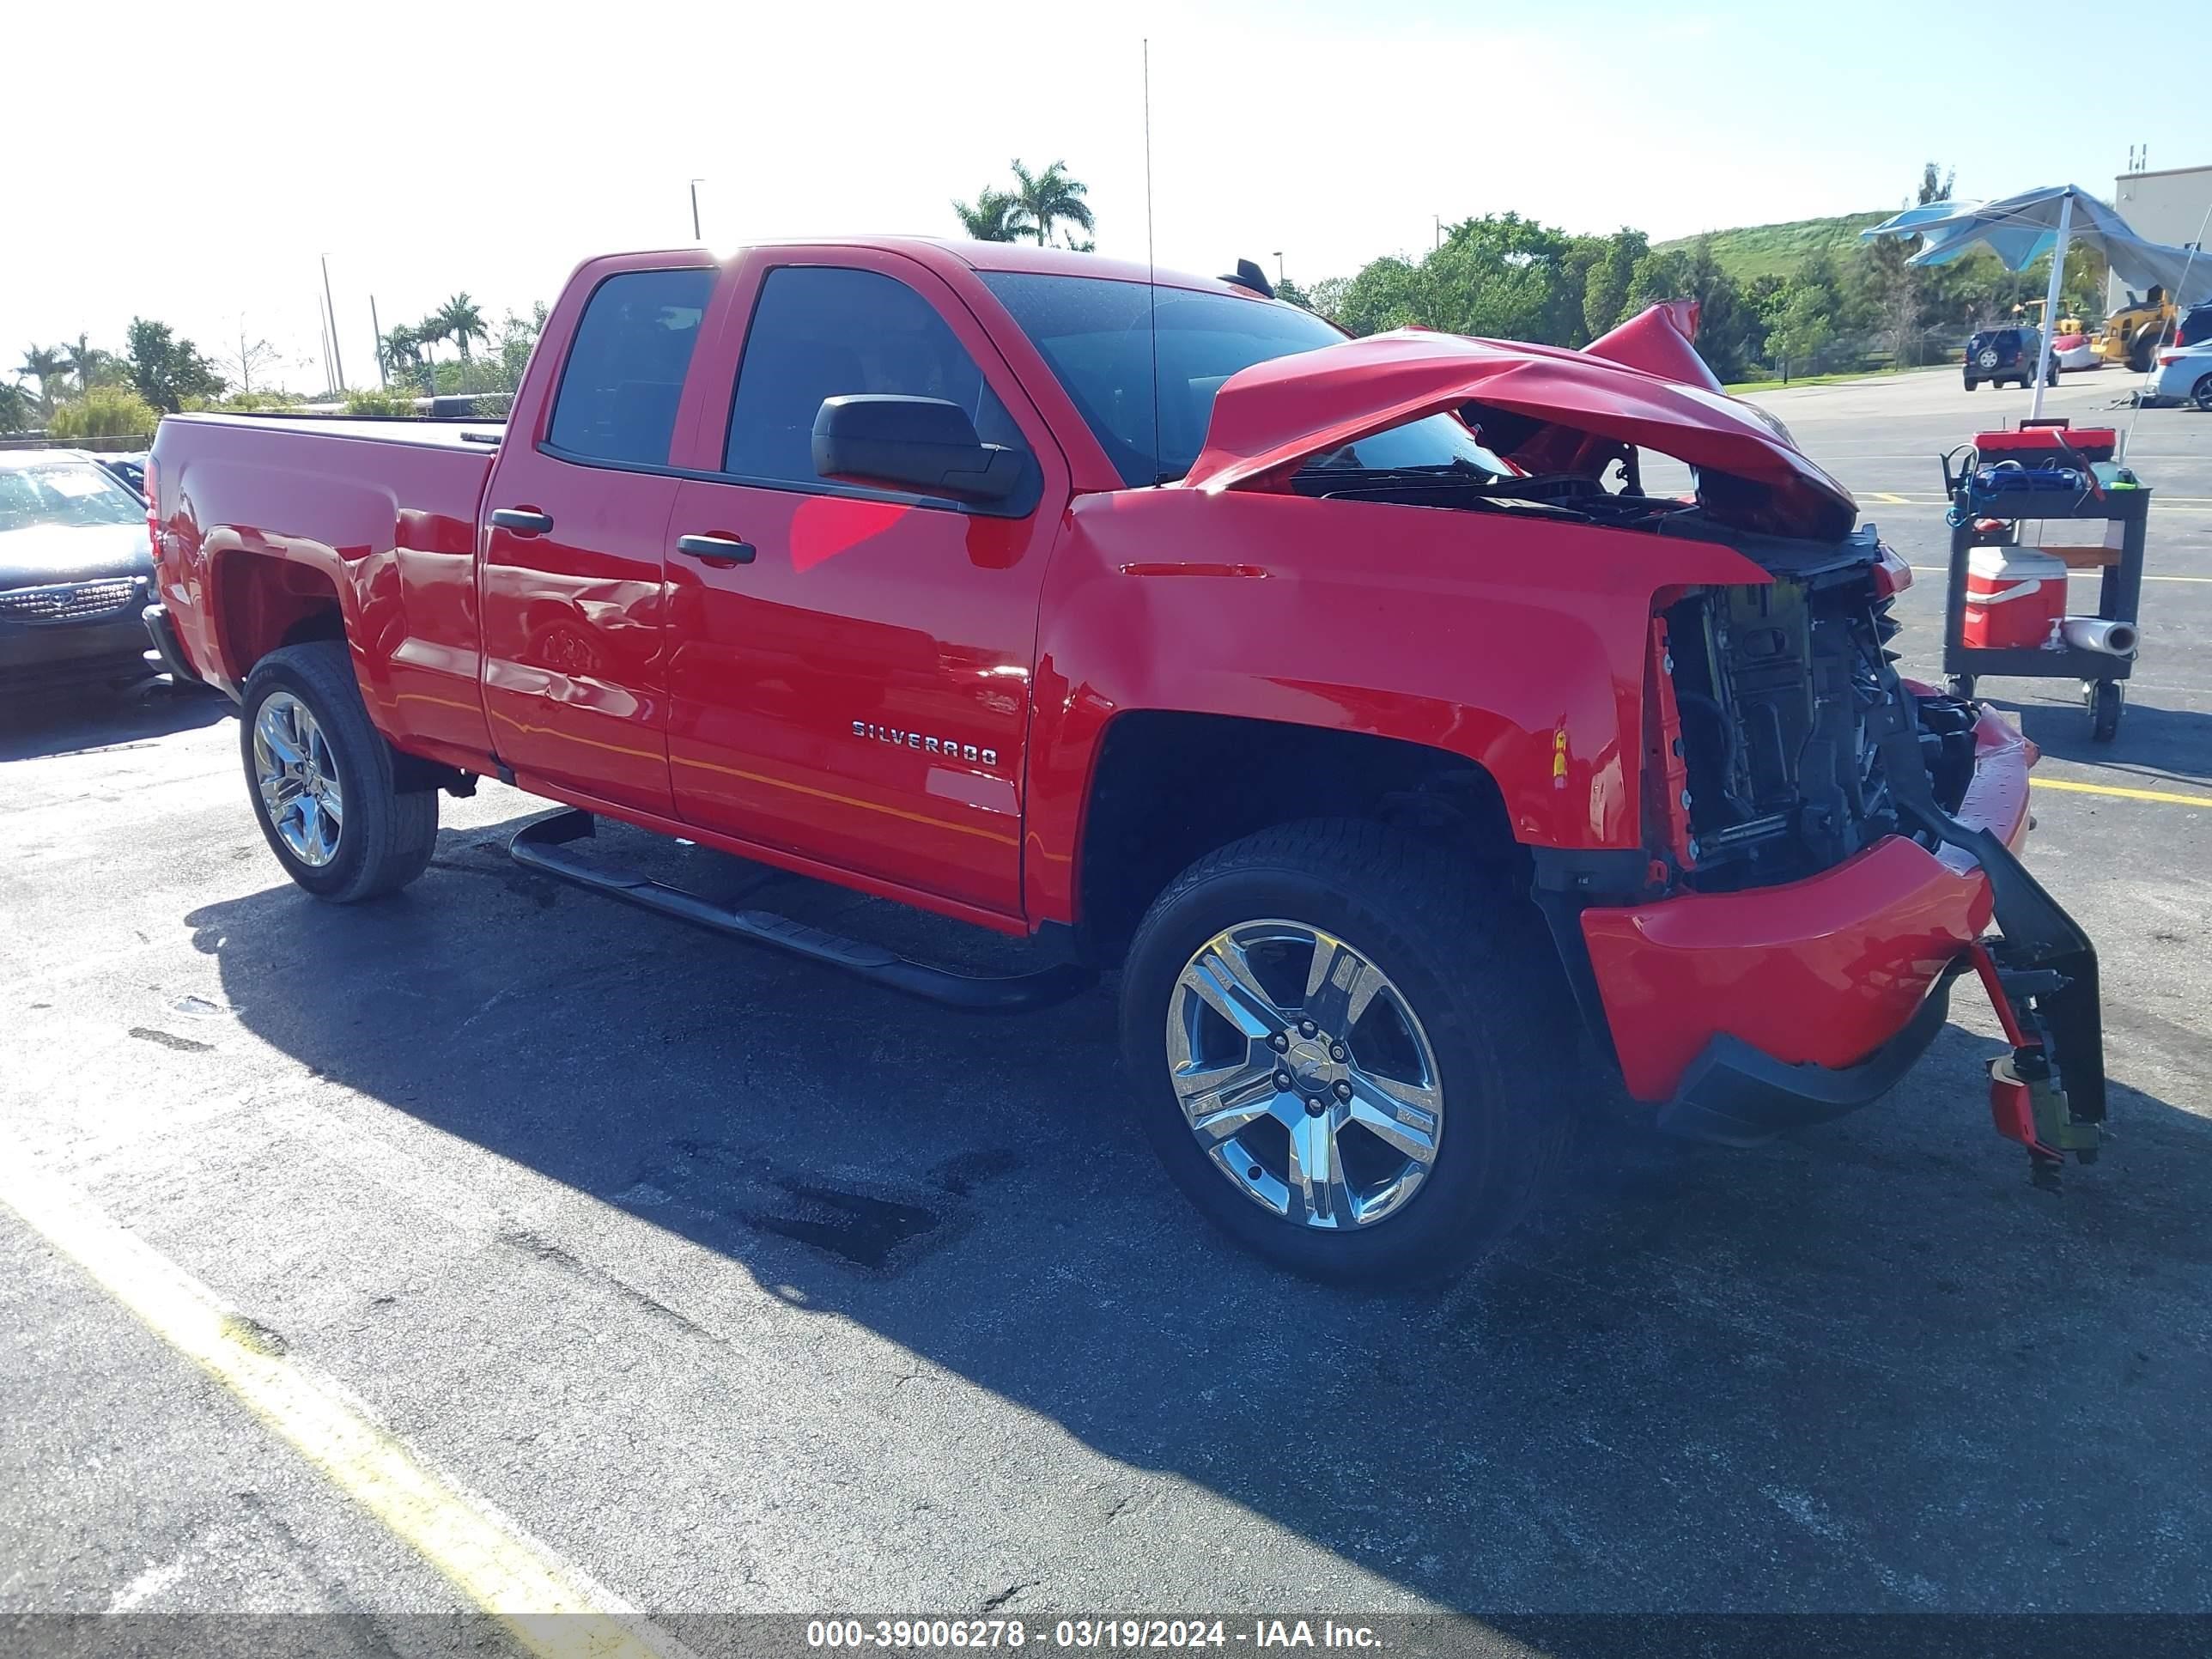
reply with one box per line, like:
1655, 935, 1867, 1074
508, 810, 1093, 1013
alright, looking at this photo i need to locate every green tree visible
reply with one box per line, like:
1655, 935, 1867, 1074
1762, 280, 1835, 383
1008, 160, 1093, 248
429, 294, 489, 362
64, 333, 124, 395
125, 319, 225, 413
49, 386, 160, 439
1304, 276, 1352, 324
494, 304, 548, 392
1582, 229, 1650, 338
951, 186, 1031, 243
19, 345, 69, 412
1623, 240, 1753, 380
380, 323, 426, 387
1333, 254, 1425, 336
0, 380, 35, 432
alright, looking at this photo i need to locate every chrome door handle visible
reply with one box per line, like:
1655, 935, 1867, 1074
489, 507, 554, 537
675, 533, 757, 565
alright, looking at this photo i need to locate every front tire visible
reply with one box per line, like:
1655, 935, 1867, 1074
240, 641, 438, 902
1119, 820, 1574, 1285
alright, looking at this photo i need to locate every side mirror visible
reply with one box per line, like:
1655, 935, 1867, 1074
811, 395, 1022, 504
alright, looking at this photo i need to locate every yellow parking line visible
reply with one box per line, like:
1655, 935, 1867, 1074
1872, 491, 1910, 503
2032, 776, 2212, 808
0, 1153, 692, 1659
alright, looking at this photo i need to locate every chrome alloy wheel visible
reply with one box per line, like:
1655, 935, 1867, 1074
252, 690, 344, 867
1166, 919, 1443, 1231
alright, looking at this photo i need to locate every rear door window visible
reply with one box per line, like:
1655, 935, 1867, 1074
546, 267, 714, 466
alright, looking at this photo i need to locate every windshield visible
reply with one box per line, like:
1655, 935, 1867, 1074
0, 462, 145, 533
981, 271, 1510, 487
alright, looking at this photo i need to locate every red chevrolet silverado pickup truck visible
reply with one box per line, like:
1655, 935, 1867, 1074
143, 239, 2106, 1281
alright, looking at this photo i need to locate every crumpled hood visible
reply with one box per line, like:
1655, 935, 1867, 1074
0, 521, 154, 592
1183, 313, 1857, 541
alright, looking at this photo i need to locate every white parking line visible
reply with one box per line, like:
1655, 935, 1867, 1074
0, 1145, 696, 1659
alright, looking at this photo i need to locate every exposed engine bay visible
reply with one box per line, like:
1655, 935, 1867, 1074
1292, 441, 1976, 894
1659, 536, 1975, 890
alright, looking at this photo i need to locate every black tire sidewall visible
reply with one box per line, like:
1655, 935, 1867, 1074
240, 646, 388, 900
2193, 374, 2212, 412
1120, 855, 1534, 1285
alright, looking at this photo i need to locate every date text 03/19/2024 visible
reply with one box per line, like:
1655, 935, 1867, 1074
804, 1618, 1384, 1650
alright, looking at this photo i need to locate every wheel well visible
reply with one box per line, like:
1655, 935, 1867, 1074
214, 552, 344, 681
1078, 711, 1521, 961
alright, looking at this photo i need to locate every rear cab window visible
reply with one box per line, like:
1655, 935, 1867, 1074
545, 267, 715, 466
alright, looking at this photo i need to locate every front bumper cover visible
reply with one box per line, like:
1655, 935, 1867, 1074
1549, 704, 2104, 1146
1658, 963, 1966, 1146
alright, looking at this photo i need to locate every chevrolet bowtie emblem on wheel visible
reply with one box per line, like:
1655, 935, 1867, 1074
852, 720, 997, 768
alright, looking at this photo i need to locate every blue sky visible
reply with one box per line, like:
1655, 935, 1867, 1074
9, 0, 2206, 392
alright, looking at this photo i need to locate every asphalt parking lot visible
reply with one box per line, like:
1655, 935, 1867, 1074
5, 368, 2211, 1650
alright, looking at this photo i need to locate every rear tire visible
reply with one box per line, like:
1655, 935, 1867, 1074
240, 641, 438, 902
2192, 374, 2212, 412
1119, 819, 1575, 1286
1963, 376, 1978, 391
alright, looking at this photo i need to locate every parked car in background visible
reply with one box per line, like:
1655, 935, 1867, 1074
0, 450, 156, 692
2152, 342, 2212, 410
2173, 303, 2212, 350
95, 452, 148, 499
1963, 325, 2057, 390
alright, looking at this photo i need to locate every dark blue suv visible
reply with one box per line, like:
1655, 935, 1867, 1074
1963, 325, 2056, 392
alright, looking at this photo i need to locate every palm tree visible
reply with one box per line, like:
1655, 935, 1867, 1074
19, 345, 68, 412
64, 332, 116, 395
1008, 160, 1093, 249
380, 323, 420, 374
951, 187, 1032, 244
431, 294, 489, 362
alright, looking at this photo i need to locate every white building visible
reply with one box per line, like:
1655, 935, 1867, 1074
2108, 164, 2212, 310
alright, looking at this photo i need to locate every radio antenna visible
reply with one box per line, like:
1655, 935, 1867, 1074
1144, 38, 1164, 483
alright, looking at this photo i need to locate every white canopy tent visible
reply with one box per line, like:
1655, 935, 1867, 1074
1863, 184, 2212, 417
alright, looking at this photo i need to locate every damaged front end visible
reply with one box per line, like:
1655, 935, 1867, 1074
1189, 318, 2105, 1180
1641, 522, 2105, 1180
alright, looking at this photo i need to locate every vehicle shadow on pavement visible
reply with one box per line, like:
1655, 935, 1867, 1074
2000, 691, 2212, 785
0, 675, 228, 763
181, 811, 2212, 1614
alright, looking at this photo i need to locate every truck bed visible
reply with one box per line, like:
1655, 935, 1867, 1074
151, 412, 502, 769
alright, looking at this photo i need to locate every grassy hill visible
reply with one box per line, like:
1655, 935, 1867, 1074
1655, 211, 1889, 283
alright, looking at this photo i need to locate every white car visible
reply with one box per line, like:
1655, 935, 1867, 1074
2152, 343, 2212, 410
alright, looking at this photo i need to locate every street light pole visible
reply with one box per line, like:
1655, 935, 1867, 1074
690, 179, 704, 242
320, 254, 345, 391
1273, 251, 1284, 286
369, 295, 386, 388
